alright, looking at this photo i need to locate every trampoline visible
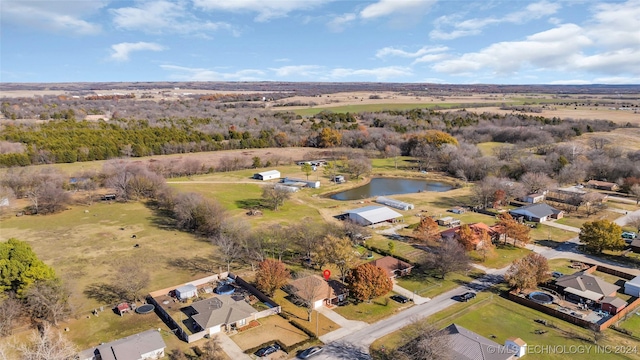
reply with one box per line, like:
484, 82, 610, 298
216, 284, 235, 295
529, 291, 554, 304
135, 304, 155, 314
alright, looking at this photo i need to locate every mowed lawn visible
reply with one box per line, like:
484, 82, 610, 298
333, 292, 413, 323
374, 293, 640, 360
230, 315, 309, 351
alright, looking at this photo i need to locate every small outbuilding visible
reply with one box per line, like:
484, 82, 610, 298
375, 196, 414, 211
175, 284, 198, 301
522, 193, 545, 204
505, 337, 527, 358
450, 206, 466, 214
624, 275, 640, 297
116, 302, 130, 316
601, 296, 627, 315
586, 180, 619, 191
345, 205, 403, 226
253, 170, 281, 181
436, 216, 461, 227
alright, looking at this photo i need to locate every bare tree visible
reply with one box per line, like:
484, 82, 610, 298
15, 323, 77, 360
398, 320, 452, 360
293, 272, 328, 321
213, 235, 242, 273
346, 157, 372, 180
112, 262, 150, 302
384, 145, 402, 169
261, 185, 291, 211
520, 172, 556, 194
200, 336, 225, 360
630, 184, 640, 205
0, 294, 22, 336
422, 240, 470, 280
25, 280, 72, 326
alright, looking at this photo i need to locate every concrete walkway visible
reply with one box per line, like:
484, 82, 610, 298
217, 333, 251, 360
544, 221, 581, 233
318, 306, 368, 343
392, 283, 430, 304
614, 208, 640, 226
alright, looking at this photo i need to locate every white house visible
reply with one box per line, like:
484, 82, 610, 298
253, 170, 281, 181
522, 193, 545, 204
175, 284, 198, 301
624, 276, 640, 297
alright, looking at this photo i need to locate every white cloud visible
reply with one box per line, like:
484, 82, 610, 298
110, 42, 165, 62
269, 65, 325, 78
111, 1, 233, 35
376, 46, 448, 59
549, 79, 592, 85
160, 65, 265, 81
430, 0, 561, 40
432, 24, 591, 75
329, 66, 413, 80
359, 0, 436, 19
327, 13, 357, 32
193, 0, 332, 22
1, 0, 105, 35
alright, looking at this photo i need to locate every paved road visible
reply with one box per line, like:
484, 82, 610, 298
311, 207, 640, 359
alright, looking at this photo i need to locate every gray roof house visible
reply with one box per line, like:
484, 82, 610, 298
78, 329, 166, 360
345, 205, 403, 226
442, 324, 516, 360
509, 203, 563, 222
555, 271, 619, 302
188, 294, 257, 336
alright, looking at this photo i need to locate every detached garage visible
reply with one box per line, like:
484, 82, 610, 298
624, 276, 640, 297
254, 170, 281, 181
345, 205, 402, 226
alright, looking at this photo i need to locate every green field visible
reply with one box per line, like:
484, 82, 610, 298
333, 291, 413, 323
287, 103, 468, 117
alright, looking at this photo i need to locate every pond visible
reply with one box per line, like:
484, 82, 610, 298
330, 177, 453, 201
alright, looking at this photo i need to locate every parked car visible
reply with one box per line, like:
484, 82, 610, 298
255, 344, 281, 358
460, 292, 476, 302
552, 271, 564, 278
390, 294, 410, 304
298, 346, 324, 359
622, 232, 637, 240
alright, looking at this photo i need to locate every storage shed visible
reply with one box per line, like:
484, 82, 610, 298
345, 205, 402, 226
253, 170, 281, 181
624, 276, 640, 297
175, 284, 198, 301
437, 216, 461, 227
601, 296, 627, 315
375, 196, 414, 211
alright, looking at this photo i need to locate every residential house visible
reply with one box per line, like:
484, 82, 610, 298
78, 329, 166, 360
369, 256, 414, 279
188, 295, 257, 335
554, 271, 619, 303
440, 223, 499, 250
439, 324, 517, 360
586, 180, 619, 191
286, 275, 348, 309
509, 203, 563, 223
344, 205, 403, 226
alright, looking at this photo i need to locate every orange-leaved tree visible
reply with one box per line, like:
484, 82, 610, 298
413, 216, 441, 244
345, 263, 393, 303
504, 253, 550, 292
255, 259, 290, 297
495, 213, 531, 246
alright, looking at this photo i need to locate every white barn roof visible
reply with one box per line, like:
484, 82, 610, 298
347, 205, 402, 224
258, 170, 280, 177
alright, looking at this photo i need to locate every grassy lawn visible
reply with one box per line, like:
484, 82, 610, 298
619, 312, 640, 335
230, 315, 309, 351
555, 210, 620, 229
395, 269, 484, 298
476, 142, 507, 156
333, 292, 413, 323
271, 289, 341, 337
373, 292, 640, 360
472, 243, 531, 269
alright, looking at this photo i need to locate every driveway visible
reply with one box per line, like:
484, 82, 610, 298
392, 283, 430, 305
217, 333, 251, 360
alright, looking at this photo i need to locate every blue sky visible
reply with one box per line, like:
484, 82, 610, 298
1, 0, 639, 84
